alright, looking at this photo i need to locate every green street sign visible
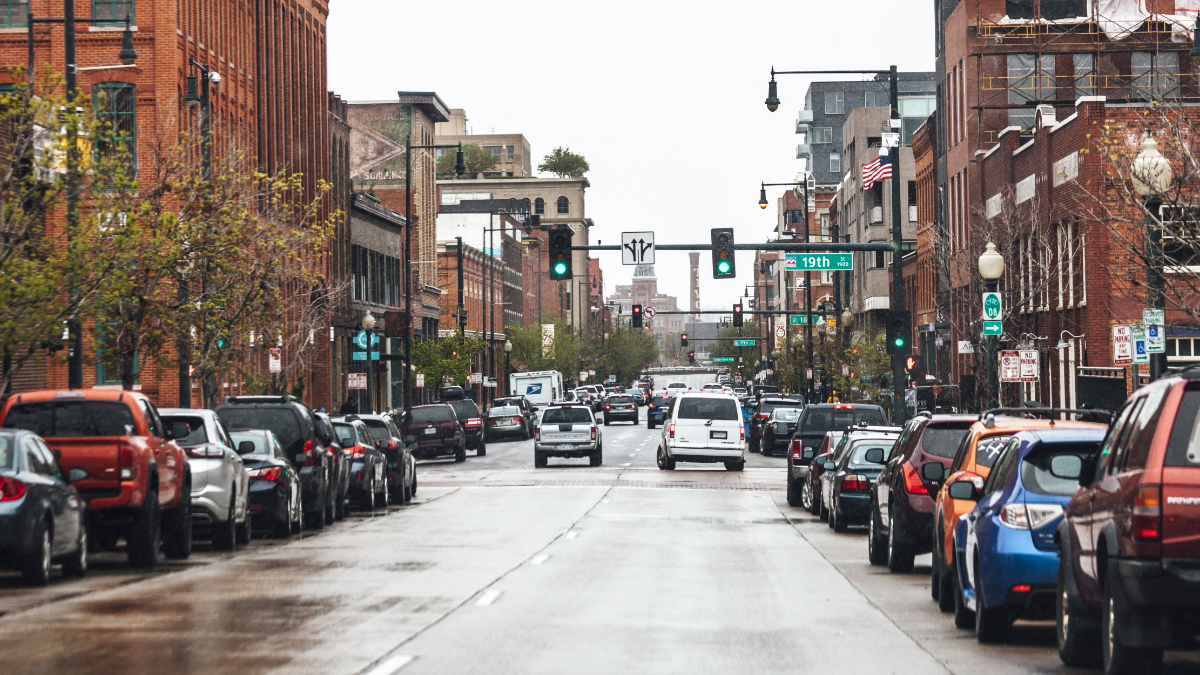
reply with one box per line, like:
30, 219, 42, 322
712, 356, 736, 363
789, 314, 810, 325
785, 253, 853, 271
733, 339, 756, 347
983, 321, 1002, 336
982, 292, 1002, 321
352, 351, 381, 361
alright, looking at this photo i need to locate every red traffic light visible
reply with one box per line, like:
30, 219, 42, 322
905, 356, 916, 370
632, 306, 642, 314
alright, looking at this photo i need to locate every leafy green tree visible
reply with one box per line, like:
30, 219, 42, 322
435, 143, 497, 179
538, 147, 589, 178
830, 331, 890, 403
413, 333, 485, 389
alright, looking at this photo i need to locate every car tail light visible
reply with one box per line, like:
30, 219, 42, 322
755, 413, 768, 421
248, 466, 282, 481
833, 404, 856, 409
0, 476, 26, 502
535, 426, 540, 441
345, 444, 365, 457
790, 439, 804, 460
842, 474, 868, 491
466, 418, 482, 428
301, 439, 315, 466
1133, 484, 1162, 541
591, 427, 597, 441
605, 405, 611, 410
513, 417, 523, 423
740, 424, 745, 440
999, 503, 1062, 530
119, 443, 135, 480
186, 445, 224, 459
903, 463, 928, 495
1011, 584, 1032, 594
389, 439, 398, 450
669, 423, 676, 439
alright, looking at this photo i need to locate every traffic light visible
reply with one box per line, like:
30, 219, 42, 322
710, 227, 736, 278
886, 310, 912, 355
688, 350, 695, 363
905, 356, 916, 371
680, 333, 688, 347
732, 303, 743, 327
767, 357, 776, 368
631, 304, 643, 328
549, 225, 572, 280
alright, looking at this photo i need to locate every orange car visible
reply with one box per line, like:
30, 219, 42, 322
927, 414, 1107, 615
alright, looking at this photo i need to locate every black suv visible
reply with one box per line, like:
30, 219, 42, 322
215, 396, 334, 529
445, 399, 486, 456
867, 414, 973, 572
787, 403, 889, 505
356, 413, 415, 505
749, 397, 805, 452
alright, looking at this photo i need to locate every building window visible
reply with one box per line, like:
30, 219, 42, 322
0, 0, 27, 27
1008, 53, 1054, 129
93, 0, 133, 24
506, 145, 514, 162
820, 213, 830, 240
556, 196, 569, 214
534, 197, 545, 214
899, 96, 936, 144
828, 152, 841, 175
811, 127, 833, 144
864, 91, 877, 108
483, 146, 502, 162
825, 91, 845, 114
1073, 53, 1095, 97
1133, 51, 1179, 100
872, 250, 886, 268
93, 82, 136, 175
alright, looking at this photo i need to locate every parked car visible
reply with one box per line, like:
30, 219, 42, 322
646, 395, 670, 429
749, 397, 807, 452
795, 432, 840, 511
357, 413, 414, 504
229, 429, 302, 538
761, 408, 802, 457
313, 411, 350, 520
603, 395, 638, 425
1057, 372, 1200, 674
0, 429, 87, 585
446, 399, 486, 457
331, 416, 388, 509
535, 403, 602, 468
215, 396, 334, 530
491, 395, 535, 438
821, 432, 898, 532
160, 409, 250, 550
657, 393, 745, 471
486, 406, 528, 442
1, 390, 192, 568
947, 428, 1105, 644
401, 404, 466, 462
867, 414, 974, 572
629, 387, 649, 407
930, 411, 1106, 617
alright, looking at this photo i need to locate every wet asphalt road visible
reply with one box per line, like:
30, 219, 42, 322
1, 412, 1198, 674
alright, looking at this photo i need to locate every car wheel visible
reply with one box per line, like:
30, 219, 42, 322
931, 539, 943, 601
477, 441, 487, 457
975, 557, 1012, 643
1057, 557, 1100, 667
236, 509, 252, 546
161, 474, 193, 560
887, 511, 915, 573
22, 521, 51, 586
603, 417, 609, 426
212, 493, 237, 551
305, 483, 326, 530
724, 460, 745, 471
377, 470, 388, 509
749, 438, 760, 453
937, 526, 956, 612
62, 526, 88, 579
952, 559, 975, 629
454, 445, 467, 463
833, 505, 848, 533
335, 479, 348, 520
801, 480, 813, 512
809, 484, 821, 516
868, 507, 887, 566
534, 451, 548, 468
1102, 564, 1163, 675
127, 487, 161, 569
657, 446, 675, 471
324, 467, 336, 525
819, 497, 829, 522
786, 469, 802, 507
590, 447, 602, 467
290, 493, 303, 536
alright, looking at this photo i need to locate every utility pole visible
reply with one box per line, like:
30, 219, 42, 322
456, 236, 465, 337
887, 65, 906, 425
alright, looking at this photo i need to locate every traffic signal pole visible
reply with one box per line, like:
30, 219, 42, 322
887, 66, 906, 425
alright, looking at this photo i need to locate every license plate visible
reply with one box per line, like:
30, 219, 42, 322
556, 444, 573, 450
710, 430, 727, 439
424, 428, 437, 435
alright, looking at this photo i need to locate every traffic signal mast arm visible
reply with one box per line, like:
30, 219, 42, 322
569, 242, 894, 252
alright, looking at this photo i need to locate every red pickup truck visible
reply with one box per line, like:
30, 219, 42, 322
0, 390, 193, 567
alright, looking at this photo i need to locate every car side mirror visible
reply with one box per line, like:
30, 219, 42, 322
404, 435, 416, 444
294, 454, 308, 465
947, 479, 980, 501
1050, 455, 1083, 480
168, 422, 190, 441
922, 462, 945, 482
340, 437, 354, 447
67, 467, 88, 483
864, 448, 886, 464
237, 441, 257, 455
822, 461, 836, 471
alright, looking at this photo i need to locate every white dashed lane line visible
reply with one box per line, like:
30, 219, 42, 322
363, 655, 415, 675
475, 590, 502, 606
530, 555, 550, 565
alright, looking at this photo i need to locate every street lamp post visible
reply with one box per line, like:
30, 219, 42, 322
504, 339, 513, 396
1132, 137, 1173, 383
978, 242, 1005, 409
363, 310, 377, 414
761, 178, 815, 400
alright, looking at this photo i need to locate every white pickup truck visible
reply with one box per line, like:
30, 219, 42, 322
534, 403, 602, 468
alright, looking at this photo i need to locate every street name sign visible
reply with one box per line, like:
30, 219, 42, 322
1132, 326, 1149, 364
1000, 350, 1021, 382
982, 292, 1002, 321
789, 314, 809, 325
713, 356, 735, 363
351, 352, 380, 361
983, 321, 1002, 336
785, 253, 853, 271
733, 339, 756, 347
621, 231, 655, 265
1113, 325, 1133, 365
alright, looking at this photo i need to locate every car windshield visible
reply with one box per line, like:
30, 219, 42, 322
761, 401, 801, 417
217, 408, 305, 455
800, 407, 887, 433
677, 397, 739, 421
609, 396, 633, 404
361, 419, 391, 442
668, 382, 687, 389
921, 425, 972, 458
849, 441, 891, 467
229, 432, 270, 456
0, 434, 12, 469
161, 415, 209, 448
1022, 443, 1100, 496
651, 397, 670, 406
975, 434, 1014, 469
409, 406, 456, 424
489, 407, 521, 418
542, 407, 592, 424
5, 401, 139, 438
772, 409, 801, 422
449, 400, 482, 420
494, 398, 521, 407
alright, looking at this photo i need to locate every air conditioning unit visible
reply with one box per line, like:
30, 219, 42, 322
796, 122, 811, 136
871, 206, 883, 223
796, 144, 812, 159
796, 110, 814, 124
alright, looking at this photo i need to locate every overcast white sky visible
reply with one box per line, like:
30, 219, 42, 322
328, 1, 935, 313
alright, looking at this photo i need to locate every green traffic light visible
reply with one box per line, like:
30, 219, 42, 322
554, 262, 567, 275
894, 338, 905, 347
717, 260, 731, 274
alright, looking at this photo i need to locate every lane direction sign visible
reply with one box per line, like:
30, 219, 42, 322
621, 231, 655, 265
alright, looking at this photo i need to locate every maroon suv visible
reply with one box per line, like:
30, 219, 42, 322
401, 404, 466, 463
1057, 369, 1200, 674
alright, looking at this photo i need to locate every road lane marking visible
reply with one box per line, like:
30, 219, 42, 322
629, 453, 636, 457
474, 590, 502, 606
363, 655, 415, 675
566, 531, 579, 539
530, 554, 550, 565
621, 463, 631, 466
602, 499, 611, 503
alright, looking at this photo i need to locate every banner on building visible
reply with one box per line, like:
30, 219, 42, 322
541, 323, 555, 358
269, 348, 281, 373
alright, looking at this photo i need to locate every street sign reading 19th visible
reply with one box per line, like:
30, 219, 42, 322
785, 253, 853, 271
733, 339, 756, 347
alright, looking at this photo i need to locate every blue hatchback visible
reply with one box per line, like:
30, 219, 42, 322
950, 428, 1105, 643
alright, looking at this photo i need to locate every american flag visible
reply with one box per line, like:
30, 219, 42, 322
861, 153, 892, 191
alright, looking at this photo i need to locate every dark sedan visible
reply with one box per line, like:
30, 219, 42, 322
824, 437, 891, 533
331, 417, 388, 509
646, 396, 670, 429
491, 396, 535, 438
749, 397, 804, 452
0, 429, 87, 585
761, 408, 801, 457
603, 395, 638, 425
358, 414, 414, 505
230, 429, 302, 538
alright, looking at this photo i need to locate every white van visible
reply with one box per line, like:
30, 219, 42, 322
509, 371, 564, 410
657, 393, 745, 471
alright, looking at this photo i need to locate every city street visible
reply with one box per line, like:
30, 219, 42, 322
3, 413, 1196, 675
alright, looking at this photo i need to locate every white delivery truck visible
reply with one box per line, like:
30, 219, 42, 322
509, 371, 564, 410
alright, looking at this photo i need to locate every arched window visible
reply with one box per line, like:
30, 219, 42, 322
534, 197, 545, 215
556, 196, 569, 214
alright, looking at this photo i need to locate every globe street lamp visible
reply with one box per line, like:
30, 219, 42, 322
1132, 137, 1173, 382
978, 242, 1005, 409
504, 339, 513, 395
363, 310, 377, 414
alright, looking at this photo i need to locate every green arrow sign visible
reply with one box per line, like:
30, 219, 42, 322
982, 292, 1002, 321
983, 321, 1002, 336
786, 253, 853, 271
733, 339, 756, 347
789, 314, 810, 325
712, 356, 736, 363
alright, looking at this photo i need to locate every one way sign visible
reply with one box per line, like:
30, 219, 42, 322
621, 231, 655, 265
